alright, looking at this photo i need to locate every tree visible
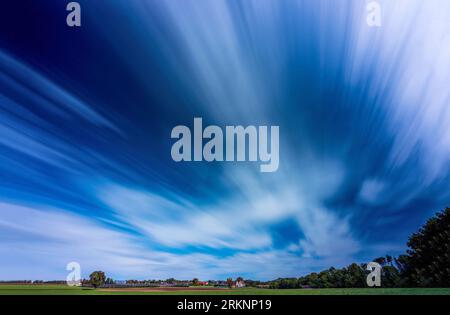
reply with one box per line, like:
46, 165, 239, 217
381, 265, 401, 287
403, 207, 450, 287
344, 263, 365, 288
226, 278, 234, 288
332, 268, 346, 288
192, 278, 199, 286
373, 257, 387, 266
386, 255, 393, 266
305, 272, 322, 288
394, 254, 410, 274
89, 271, 106, 288
318, 270, 332, 288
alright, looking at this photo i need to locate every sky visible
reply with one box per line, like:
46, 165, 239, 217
0, 0, 450, 281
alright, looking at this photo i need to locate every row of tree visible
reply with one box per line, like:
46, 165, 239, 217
269, 207, 450, 288
269, 259, 400, 289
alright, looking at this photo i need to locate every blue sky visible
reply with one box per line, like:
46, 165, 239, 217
0, 0, 450, 280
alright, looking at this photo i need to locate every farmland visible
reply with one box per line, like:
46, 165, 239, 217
0, 285, 450, 295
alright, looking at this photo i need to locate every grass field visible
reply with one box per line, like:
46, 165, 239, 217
0, 285, 450, 295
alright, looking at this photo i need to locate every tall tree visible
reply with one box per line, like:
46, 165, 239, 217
89, 271, 106, 288
404, 207, 450, 287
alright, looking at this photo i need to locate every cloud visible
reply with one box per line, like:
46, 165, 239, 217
297, 207, 359, 258
98, 167, 359, 259
0, 50, 120, 132
358, 179, 386, 205
0, 201, 354, 280
0, 202, 153, 280
99, 183, 280, 250
349, 0, 450, 187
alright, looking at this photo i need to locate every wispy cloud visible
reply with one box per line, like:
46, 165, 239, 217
0, 51, 120, 132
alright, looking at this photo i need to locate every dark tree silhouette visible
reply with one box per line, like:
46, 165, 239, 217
404, 207, 450, 287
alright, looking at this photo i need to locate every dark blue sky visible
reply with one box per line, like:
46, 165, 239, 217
0, 0, 449, 280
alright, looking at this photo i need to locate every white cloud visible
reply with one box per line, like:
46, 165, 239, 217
297, 207, 360, 258
97, 162, 359, 259
0, 201, 357, 280
358, 179, 386, 205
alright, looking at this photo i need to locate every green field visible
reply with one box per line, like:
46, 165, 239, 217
1, 285, 450, 295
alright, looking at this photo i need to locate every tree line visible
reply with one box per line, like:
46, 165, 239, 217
269, 207, 450, 289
